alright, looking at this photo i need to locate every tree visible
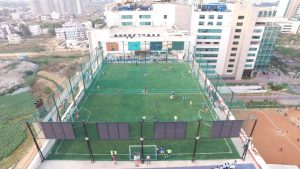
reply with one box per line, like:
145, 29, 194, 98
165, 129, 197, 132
19, 23, 31, 37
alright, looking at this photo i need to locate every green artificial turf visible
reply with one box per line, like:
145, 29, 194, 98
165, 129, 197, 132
48, 63, 240, 161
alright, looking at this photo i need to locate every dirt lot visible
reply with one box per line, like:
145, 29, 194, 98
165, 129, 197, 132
249, 108, 300, 165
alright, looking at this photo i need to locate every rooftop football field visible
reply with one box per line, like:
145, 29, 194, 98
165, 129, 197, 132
48, 63, 240, 160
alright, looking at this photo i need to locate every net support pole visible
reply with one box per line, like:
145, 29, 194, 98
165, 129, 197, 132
123, 41, 125, 63
144, 41, 147, 64
88, 55, 93, 79
80, 64, 87, 92
68, 76, 77, 108
250, 119, 257, 137
227, 91, 234, 120
187, 41, 190, 62
242, 138, 251, 160
192, 120, 201, 161
26, 122, 45, 162
166, 41, 168, 63
204, 62, 209, 88
96, 48, 100, 71
51, 93, 61, 122
140, 119, 145, 164
82, 121, 94, 162
213, 75, 220, 107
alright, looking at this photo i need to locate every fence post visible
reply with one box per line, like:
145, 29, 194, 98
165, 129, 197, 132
51, 93, 61, 122
82, 121, 94, 162
166, 41, 168, 63
26, 122, 45, 162
140, 119, 144, 164
192, 120, 201, 161
204, 62, 209, 87
227, 91, 235, 120
88, 55, 93, 78
144, 41, 147, 64
67, 76, 77, 107
250, 119, 257, 137
123, 41, 125, 63
213, 75, 220, 104
80, 64, 87, 92
242, 138, 251, 160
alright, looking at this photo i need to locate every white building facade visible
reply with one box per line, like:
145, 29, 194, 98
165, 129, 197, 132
29, 25, 43, 36
55, 21, 86, 40
89, 1, 281, 80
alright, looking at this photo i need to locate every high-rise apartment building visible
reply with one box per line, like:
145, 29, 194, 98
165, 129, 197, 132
30, 0, 85, 17
88, 0, 281, 80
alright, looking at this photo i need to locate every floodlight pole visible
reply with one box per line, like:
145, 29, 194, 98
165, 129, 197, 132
140, 119, 145, 164
88, 55, 93, 79
68, 76, 77, 108
80, 64, 87, 92
26, 122, 45, 162
82, 121, 94, 162
192, 120, 201, 161
51, 93, 61, 122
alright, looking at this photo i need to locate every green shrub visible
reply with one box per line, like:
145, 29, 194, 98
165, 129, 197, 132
44, 86, 52, 95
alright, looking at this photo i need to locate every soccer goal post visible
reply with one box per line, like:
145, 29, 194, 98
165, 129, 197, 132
129, 145, 157, 160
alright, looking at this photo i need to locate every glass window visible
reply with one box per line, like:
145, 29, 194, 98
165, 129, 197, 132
197, 35, 221, 39
252, 36, 260, 39
236, 22, 243, 26
258, 11, 263, 17
249, 47, 257, 51
199, 21, 204, 25
234, 35, 240, 39
238, 16, 244, 19
268, 11, 272, 17
217, 15, 223, 19
253, 29, 262, 33
198, 29, 222, 33
216, 22, 222, 26
196, 48, 219, 51
230, 53, 236, 56
164, 15, 167, 19
139, 22, 151, 26
121, 22, 133, 26
229, 59, 235, 62
227, 70, 233, 73
209, 15, 214, 19
233, 41, 239, 45
199, 15, 205, 19
203, 54, 218, 57
121, 15, 132, 19
245, 64, 252, 67
208, 22, 213, 25
228, 64, 234, 67
139, 15, 151, 19
246, 59, 254, 62
272, 10, 277, 17
263, 11, 267, 17
247, 53, 255, 57
235, 29, 242, 32
231, 47, 237, 51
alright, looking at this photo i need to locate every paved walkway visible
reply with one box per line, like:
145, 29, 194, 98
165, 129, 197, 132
38, 159, 255, 169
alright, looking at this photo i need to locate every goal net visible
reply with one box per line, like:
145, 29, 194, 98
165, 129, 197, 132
129, 145, 157, 160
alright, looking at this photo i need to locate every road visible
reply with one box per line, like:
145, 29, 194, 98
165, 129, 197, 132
238, 92, 300, 105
